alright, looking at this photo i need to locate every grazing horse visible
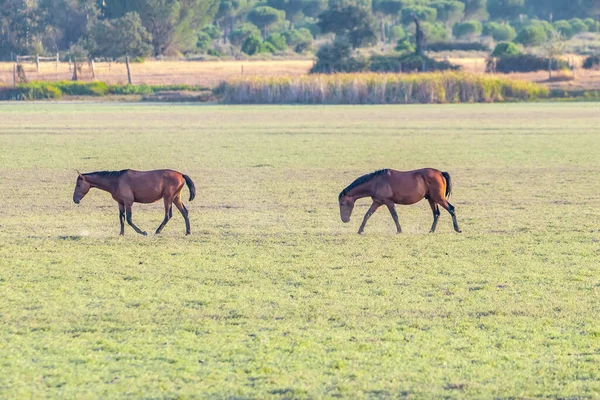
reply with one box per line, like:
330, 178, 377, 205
338, 168, 461, 234
73, 169, 196, 236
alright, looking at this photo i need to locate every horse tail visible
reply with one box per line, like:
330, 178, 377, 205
182, 174, 196, 201
442, 171, 452, 199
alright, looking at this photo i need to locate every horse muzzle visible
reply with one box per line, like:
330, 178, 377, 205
73, 198, 80, 204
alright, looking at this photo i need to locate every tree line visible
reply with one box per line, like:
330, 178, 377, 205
1, 0, 599, 61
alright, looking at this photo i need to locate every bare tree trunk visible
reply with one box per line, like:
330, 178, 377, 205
72, 58, 78, 81
414, 16, 424, 56
126, 55, 132, 85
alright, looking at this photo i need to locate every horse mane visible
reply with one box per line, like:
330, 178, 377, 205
339, 169, 389, 200
84, 170, 128, 178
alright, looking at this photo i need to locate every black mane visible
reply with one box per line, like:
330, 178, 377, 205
339, 169, 389, 200
84, 170, 128, 178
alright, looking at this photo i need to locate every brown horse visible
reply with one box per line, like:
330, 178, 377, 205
73, 169, 196, 236
338, 168, 461, 234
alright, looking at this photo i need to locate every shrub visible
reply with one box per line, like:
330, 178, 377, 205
241, 35, 270, 55
282, 28, 313, 53
487, 54, 569, 73
395, 38, 415, 53
229, 23, 261, 46
553, 20, 573, 39
369, 53, 459, 72
514, 25, 547, 47
216, 72, 548, 104
491, 42, 520, 57
389, 25, 406, 42
569, 18, 588, 35
310, 39, 369, 73
584, 18, 600, 33
207, 48, 223, 57
582, 55, 600, 70
427, 41, 489, 52
54, 81, 109, 96
419, 22, 450, 42
202, 25, 222, 40
482, 22, 517, 41
266, 33, 287, 51
196, 32, 212, 52
0, 82, 62, 100
452, 20, 482, 40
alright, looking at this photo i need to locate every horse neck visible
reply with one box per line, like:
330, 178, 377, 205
84, 174, 117, 194
346, 181, 374, 201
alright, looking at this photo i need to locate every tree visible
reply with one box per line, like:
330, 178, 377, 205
99, 0, 219, 55
228, 22, 261, 45
431, 1, 465, 26
482, 22, 516, 41
267, 0, 306, 25
87, 12, 153, 59
247, 6, 285, 37
452, 20, 482, 39
460, 0, 487, 20
552, 20, 572, 39
373, 0, 402, 17
487, 0, 524, 21
302, 0, 327, 18
38, 0, 99, 52
401, 7, 437, 24
317, 5, 377, 48
514, 25, 546, 46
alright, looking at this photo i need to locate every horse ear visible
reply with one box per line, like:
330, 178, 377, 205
74, 169, 84, 179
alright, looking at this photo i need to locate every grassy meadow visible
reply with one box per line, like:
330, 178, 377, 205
0, 103, 599, 398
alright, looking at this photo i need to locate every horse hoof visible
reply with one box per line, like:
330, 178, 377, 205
142, 231, 147, 236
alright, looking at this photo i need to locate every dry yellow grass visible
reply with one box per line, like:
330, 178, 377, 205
1, 57, 599, 91
0, 59, 314, 87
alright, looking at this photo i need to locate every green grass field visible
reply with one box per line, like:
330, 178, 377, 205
1, 103, 599, 398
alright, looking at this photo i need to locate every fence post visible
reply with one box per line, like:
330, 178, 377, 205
13, 63, 17, 86
68, 57, 72, 72
125, 55, 132, 84
548, 58, 552, 80
56, 53, 59, 71
36, 54, 40, 72
241, 65, 244, 75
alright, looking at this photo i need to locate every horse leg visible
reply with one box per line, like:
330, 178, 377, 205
427, 198, 440, 233
438, 200, 461, 233
118, 202, 125, 236
384, 201, 402, 234
154, 197, 173, 235
173, 196, 191, 235
357, 201, 381, 235
125, 203, 147, 236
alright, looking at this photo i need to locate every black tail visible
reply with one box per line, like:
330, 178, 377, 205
442, 172, 452, 199
182, 174, 196, 201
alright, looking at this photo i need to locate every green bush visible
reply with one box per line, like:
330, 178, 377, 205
514, 25, 547, 47
419, 22, 450, 42
582, 55, 600, 70
207, 48, 223, 57
310, 39, 369, 73
488, 54, 569, 73
196, 31, 212, 52
389, 25, 406, 41
553, 20, 573, 39
241, 35, 267, 55
492, 42, 520, 57
584, 18, 600, 33
282, 28, 313, 53
0, 82, 62, 100
229, 23, 261, 46
370, 53, 458, 73
569, 18, 588, 35
202, 25, 222, 40
427, 41, 489, 52
482, 22, 517, 41
452, 20, 482, 40
54, 81, 109, 96
266, 33, 287, 51
395, 38, 415, 53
